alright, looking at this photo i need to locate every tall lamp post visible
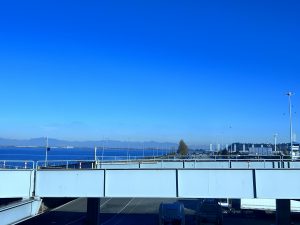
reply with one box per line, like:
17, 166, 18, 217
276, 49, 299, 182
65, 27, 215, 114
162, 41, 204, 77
287, 92, 294, 156
45, 136, 49, 166
274, 133, 278, 152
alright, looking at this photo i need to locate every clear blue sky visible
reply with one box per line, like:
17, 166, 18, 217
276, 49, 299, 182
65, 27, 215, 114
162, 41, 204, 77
0, 0, 299, 145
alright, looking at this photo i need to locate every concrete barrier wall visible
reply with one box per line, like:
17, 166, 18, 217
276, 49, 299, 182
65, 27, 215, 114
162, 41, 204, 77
105, 170, 177, 198
100, 163, 140, 169
140, 162, 161, 168
140, 161, 184, 168
0, 170, 33, 198
36, 170, 105, 198
21, 168, 300, 199
290, 162, 300, 168
231, 161, 273, 169
161, 162, 184, 168
178, 170, 254, 198
194, 161, 230, 168
231, 162, 250, 168
249, 162, 273, 169
38, 169, 255, 198
256, 170, 300, 199
97, 160, 284, 169
0, 199, 42, 225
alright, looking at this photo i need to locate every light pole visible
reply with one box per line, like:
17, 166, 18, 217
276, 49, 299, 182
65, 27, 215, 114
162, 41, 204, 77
101, 139, 105, 161
45, 136, 49, 166
287, 92, 294, 155
229, 125, 233, 156
94, 146, 97, 161
274, 134, 278, 152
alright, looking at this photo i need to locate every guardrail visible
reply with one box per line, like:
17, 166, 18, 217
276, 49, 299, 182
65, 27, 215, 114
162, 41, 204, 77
0, 161, 34, 170
35, 157, 300, 170
97, 154, 293, 161
36, 160, 96, 169
1, 156, 298, 170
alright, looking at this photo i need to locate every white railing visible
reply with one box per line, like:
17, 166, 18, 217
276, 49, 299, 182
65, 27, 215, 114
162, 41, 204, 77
36, 160, 96, 169
0, 161, 34, 169
34, 157, 300, 170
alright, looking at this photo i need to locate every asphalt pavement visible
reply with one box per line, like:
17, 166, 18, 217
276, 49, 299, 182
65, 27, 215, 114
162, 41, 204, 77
19, 198, 300, 225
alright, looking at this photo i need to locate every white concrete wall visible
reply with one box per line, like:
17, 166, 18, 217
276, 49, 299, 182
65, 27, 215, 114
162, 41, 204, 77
256, 170, 300, 199
0, 199, 42, 225
12, 168, 300, 199
290, 162, 300, 168
0, 170, 33, 198
35, 170, 105, 197
139, 162, 161, 168
193, 161, 230, 168
100, 163, 139, 169
231, 162, 250, 168
178, 170, 254, 198
105, 170, 177, 198
140, 161, 184, 168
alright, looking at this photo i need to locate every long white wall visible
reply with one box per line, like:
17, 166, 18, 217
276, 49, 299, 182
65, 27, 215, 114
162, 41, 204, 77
2, 167, 300, 199
0, 199, 42, 225
0, 170, 33, 198
34, 169, 300, 199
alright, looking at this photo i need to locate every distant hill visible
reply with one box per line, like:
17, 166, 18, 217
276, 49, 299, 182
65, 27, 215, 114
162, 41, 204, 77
0, 137, 179, 149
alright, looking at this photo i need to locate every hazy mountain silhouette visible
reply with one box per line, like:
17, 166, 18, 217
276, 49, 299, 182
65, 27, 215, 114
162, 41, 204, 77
0, 137, 180, 149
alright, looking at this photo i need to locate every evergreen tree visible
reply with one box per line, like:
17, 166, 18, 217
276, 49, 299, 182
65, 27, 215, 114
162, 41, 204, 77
177, 140, 189, 155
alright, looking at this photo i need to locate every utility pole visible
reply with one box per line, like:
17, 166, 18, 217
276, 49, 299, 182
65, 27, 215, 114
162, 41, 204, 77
45, 136, 49, 167
287, 92, 294, 155
94, 146, 97, 161
274, 134, 278, 152
102, 139, 105, 161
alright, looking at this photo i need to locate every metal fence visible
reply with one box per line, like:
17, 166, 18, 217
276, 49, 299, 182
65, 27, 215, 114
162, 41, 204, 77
35, 156, 300, 170
36, 160, 96, 169
0, 161, 34, 169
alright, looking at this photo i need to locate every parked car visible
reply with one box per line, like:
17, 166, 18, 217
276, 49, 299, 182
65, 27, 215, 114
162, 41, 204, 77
159, 202, 185, 225
196, 199, 223, 225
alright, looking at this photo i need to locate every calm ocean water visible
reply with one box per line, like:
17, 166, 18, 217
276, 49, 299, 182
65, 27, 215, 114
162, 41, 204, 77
0, 147, 171, 161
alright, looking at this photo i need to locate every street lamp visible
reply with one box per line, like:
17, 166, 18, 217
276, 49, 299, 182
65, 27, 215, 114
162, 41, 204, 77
45, 136, 49, 167
94, 146, 97, 161
274, 133, 278, 152
287, 92, 294, 155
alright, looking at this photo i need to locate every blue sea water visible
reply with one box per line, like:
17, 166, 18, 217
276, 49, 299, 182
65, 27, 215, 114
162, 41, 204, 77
0, 146, 172, 162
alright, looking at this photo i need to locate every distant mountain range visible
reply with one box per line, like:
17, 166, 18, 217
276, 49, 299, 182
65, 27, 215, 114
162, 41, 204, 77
0, 137, 182, 149
1, 138, 284, 151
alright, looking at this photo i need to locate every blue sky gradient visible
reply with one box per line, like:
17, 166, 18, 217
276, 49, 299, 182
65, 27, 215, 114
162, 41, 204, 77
0, 0, 299, 144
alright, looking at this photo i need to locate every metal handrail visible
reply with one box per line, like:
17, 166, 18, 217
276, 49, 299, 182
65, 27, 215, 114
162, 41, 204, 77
34, 157, 300, 170
0, 160, 35, 169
